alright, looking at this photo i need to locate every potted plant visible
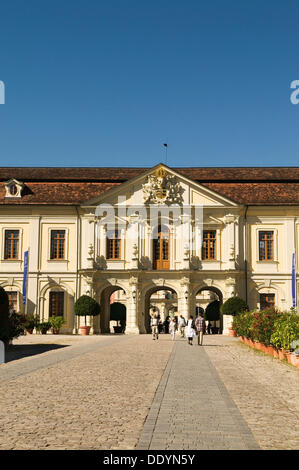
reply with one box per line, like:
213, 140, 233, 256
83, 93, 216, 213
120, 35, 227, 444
74, 295, 101, 335
0, 311, 25, 349
271, 312, 299, 362
49, 316, 64, 334
36, 321, 51, 335
23, 314, 39, 334
220, 296, 248, 336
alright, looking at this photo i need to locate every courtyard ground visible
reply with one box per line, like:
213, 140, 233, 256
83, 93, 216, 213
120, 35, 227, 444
0, 332, 298, 450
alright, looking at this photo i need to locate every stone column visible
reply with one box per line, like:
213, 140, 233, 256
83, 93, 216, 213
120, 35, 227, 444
223, 214, 238, 270
125, 276, 140, 334
179, 277, 190, 319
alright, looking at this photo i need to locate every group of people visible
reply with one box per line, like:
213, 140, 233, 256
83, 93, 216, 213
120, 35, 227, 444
150, 312, 206, 345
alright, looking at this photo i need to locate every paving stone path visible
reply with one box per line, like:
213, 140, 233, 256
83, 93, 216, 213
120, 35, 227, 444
137, 338, 260, 450
137, 334, 299, 450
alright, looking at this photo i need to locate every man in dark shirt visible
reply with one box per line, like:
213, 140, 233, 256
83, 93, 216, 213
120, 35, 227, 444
195, 313, 206, 346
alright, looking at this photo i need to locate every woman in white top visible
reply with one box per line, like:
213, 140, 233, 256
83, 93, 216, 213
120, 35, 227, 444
169, 318, 177, 341
185, 315, 196, 345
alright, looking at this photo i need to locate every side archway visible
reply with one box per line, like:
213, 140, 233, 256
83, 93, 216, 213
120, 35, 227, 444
99, 285, 127, 334
194, 285, 223, 334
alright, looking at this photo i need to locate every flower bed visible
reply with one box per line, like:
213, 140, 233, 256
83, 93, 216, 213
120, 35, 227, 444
233, 308, 299, 369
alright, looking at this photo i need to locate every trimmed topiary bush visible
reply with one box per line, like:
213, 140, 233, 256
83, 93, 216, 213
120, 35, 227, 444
220, 296, 248, 317
205, 300, 221, 321
74, 295, 101, 326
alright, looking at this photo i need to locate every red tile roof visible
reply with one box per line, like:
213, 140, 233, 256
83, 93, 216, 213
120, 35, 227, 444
0, 166, 299, 205
0, 166, 299, 182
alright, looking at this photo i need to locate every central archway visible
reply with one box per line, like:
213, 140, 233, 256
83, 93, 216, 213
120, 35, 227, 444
144, 285, 178, 333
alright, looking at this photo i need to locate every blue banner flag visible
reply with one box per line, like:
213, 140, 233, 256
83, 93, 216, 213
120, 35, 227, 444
292, 253, 296, 308
23, 250, 29, 305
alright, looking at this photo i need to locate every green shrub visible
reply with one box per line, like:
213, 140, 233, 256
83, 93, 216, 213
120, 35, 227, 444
232, 311, 254, 338
23, 314, 39, 331
270, 313, 299, 350
7, 313, 25, 340
205, 300, 220, 321
249, 308, 282, 345
36, 322, 51, 334
74, 295, 101, 326
49, 316, 64, 331
220, 296, 248, 316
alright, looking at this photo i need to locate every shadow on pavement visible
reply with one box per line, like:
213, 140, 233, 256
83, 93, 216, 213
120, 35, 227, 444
5, 344, 69, 363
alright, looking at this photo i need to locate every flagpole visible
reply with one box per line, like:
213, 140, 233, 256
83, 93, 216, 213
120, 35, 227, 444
163, 143, 168, 165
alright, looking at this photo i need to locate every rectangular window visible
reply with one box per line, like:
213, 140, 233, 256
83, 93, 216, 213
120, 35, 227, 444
259, 231, 274, 261
260, 293, 275, 310
202, 230, 216, 260
50, 230, 66, 260
49, 291, 64, 317
4, 230, 19, 259
106, 230, 121, 259
7, 291, 18, 312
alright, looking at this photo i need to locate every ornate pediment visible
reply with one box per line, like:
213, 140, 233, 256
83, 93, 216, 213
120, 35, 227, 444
142, 167, 184, 205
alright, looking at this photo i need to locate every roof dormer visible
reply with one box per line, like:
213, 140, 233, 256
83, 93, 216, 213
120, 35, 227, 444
4, 179, 24, 199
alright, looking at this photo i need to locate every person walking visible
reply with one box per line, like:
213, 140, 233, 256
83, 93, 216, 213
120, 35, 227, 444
185, 315, 196, 345
195, 312, 206, 346
178, 314, 186, 338
151, 313, 159, 340
169, 317, 177, 341
163, 315, 170, 334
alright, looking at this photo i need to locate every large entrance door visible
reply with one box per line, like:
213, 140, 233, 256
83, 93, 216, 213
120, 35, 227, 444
153, 225, 170, 270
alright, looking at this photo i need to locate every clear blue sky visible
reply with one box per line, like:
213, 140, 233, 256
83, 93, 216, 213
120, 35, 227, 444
1, 0, 299, 168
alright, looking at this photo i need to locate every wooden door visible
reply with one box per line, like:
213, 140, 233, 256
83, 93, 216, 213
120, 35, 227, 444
153, 226, 170, 270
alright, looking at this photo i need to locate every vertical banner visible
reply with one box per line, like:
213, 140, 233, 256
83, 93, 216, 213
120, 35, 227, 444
23, 250, 29, 306
292, 252, 296, 308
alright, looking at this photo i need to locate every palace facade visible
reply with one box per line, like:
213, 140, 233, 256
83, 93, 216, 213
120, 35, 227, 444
1, 164, 299, 335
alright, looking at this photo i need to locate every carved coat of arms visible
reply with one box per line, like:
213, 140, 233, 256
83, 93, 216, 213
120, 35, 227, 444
142, 168, 184, 205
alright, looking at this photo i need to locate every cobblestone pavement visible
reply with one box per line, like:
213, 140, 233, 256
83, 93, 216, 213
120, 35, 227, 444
203, 335, 299, 450
1, 333, 298, 450
137, 334, 299, 450
0, 334, 173, 450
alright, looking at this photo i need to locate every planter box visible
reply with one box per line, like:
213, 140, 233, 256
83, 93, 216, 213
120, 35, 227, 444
273, 348, 279, 358
278, 349, 287, 361
266, 345, 274, 356
285, 352, 292, 364
290, 354, 298, 367
80, 326, 91, 336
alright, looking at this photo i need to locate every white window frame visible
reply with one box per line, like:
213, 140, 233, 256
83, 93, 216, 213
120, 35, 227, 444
256, 228, 278, 263
201, 226, 220, 261
1, 227, 23, 261
48, 228, 69, 262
